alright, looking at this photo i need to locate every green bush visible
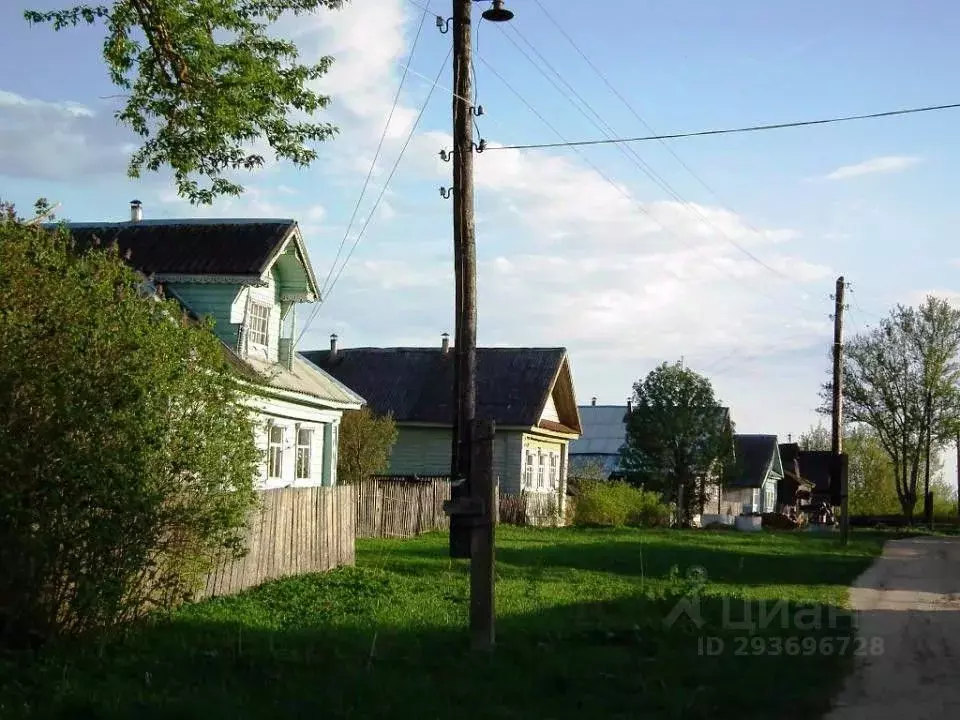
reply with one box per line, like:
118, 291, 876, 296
573, 481, 671, 527
0, 210, 260, 647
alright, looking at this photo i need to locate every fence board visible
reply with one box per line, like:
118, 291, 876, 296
199, 485, 355, 599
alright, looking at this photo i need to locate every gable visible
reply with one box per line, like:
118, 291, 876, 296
536, 355, 581, 435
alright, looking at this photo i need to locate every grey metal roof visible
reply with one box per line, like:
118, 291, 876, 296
569, 405, 627, 456
302, 346, 569, 428
60, 220, 296, 277
728, 434, 780, 488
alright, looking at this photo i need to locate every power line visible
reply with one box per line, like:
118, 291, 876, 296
295, 46, 453, 347
528, 0, 801, 287
486, 101, 960, 151
498, 21, 792, 282
318, 0, 432, 299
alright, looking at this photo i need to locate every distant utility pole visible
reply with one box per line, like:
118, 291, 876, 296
444, 0, 514, 651
956, 431, 959, 518
924, 390, 933, 528
832, 276, 849, 544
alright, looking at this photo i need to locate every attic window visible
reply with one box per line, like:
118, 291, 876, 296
247, 302, 270, 346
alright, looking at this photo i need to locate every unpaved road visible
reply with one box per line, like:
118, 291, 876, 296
826, 536, 960, 720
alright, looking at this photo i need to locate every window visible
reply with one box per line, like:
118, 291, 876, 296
548, 453, 558, 489
523, 451, 535, 488
764, 485, 775, 513
296, 428, 313, 480
247, 302, 270, 346
537, 451, 545, 489
268, 425, 284, 479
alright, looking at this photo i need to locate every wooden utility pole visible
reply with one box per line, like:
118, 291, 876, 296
448, 0, 478, 560
956, 431, 960, 518
470, 419, 496, 650
443, 0, 499, 650
832, 276, 849, 544
924, 390, 933, 527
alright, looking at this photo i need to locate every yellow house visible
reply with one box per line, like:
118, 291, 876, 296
303, 336, 582, 502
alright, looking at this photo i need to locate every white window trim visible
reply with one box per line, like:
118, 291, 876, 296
295, 426, 313, 480
536, 451, 546, 489
523, 451, 535, 489
268, 425, 284, 480
548, 452, 558, 489
247, 301, 271, 347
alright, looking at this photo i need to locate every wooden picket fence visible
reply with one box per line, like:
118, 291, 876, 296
357, 476, 451, 538
199, 485, 356, 599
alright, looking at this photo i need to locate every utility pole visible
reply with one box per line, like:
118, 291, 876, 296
956, 431, 959, 518
447, 0, 475, 561
924, 390, 933, 527
443, 0, 514, 650
832, 276, 849, 544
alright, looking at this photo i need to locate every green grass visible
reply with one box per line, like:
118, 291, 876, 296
1, 528, 885, 719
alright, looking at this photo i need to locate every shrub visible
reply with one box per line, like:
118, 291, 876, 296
573, 481, 671, 527
0, 212, 260, 647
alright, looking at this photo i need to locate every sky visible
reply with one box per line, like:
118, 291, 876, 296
3, 0, 960, 489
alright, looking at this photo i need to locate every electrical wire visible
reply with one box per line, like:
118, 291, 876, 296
528, 0, 804, 288
486, 101, 960, 151
317, 0, 432, 299
499, 22, 793, 283
477, 52, 819, 318
294, 46, 453, 347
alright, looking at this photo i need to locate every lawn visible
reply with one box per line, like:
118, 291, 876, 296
1, 527, 885, 719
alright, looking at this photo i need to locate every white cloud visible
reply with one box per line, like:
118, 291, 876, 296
822, 155, 923, 181
0, 89, 133, 181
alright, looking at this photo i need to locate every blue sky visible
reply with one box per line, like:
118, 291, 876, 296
3, 0, 959, 486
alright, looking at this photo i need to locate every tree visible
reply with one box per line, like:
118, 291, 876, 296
799, 424, 831, 451
829, 297, 960, 521
620, 362, 734, 525
0, 209, 260, 645
337, 408, 398, 484
25, 1, 346, 204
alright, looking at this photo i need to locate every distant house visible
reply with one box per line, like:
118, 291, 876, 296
723, 434, 783, 514
796, 450, 837, 506
778, 442, 816, 511
303, 337, 581, 507
61, 207, 364, 489
568, 398, 628, 478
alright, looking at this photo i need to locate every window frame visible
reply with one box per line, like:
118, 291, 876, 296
536, 451, 546, 489
268, 425, 284, 480
548, 452, 558, 489
247, 301, 271, 347
295, 427, 313, 480
523, 450, 535, 489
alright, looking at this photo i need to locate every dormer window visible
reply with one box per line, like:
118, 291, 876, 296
247, 302, 271, 346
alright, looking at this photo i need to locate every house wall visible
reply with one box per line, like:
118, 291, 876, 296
245, 393, 343, 490
166, 282, 243, 348
238, 272, 281, 364
388, 425, 537, 496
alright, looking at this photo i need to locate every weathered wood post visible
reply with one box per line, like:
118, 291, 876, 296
470, 419, 496, 651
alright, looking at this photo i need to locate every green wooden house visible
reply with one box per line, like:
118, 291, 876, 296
61, 208, 364, 489
304, 338, 582, 515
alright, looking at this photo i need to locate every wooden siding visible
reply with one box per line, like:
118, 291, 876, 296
199, 485, 355, 599
244, 271, 281, 364
166, 282, 242, 348
389, 426, 524, 494
540, 393, 560, 423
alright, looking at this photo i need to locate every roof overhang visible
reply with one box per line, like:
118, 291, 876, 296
239, 378, 363, 411
154, 273, 267, 285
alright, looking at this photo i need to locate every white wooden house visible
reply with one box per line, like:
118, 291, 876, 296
62, 208, 364, 489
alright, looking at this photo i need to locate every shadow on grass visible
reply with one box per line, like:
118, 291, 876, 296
2, 591, 864, 720
370, 531, 881, 590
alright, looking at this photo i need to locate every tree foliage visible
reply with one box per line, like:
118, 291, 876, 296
798, 424, 831, 451
25, 1, 346, 204
0, 209, 260, 646
337, 408, 398, 484
620, 362, 733, 525
827, 297, 960, 520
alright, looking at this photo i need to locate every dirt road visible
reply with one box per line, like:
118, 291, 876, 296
826, 536, 960, 720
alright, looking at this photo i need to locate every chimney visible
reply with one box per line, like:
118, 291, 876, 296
329, 333, 338, 359
441, 332, 450, 354
591, 396, 597, 406
626, 399, 633, 414
787, 433, 792, 443
130, 199, 142, 222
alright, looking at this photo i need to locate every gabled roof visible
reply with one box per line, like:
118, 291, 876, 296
797, 450, 834, 495
302, 346, 579, 432
570, 405, 627, 456
728, 434, 781, 488
58, 219, 318, 295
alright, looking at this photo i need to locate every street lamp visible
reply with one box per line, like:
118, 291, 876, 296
480, 1, 514, 23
